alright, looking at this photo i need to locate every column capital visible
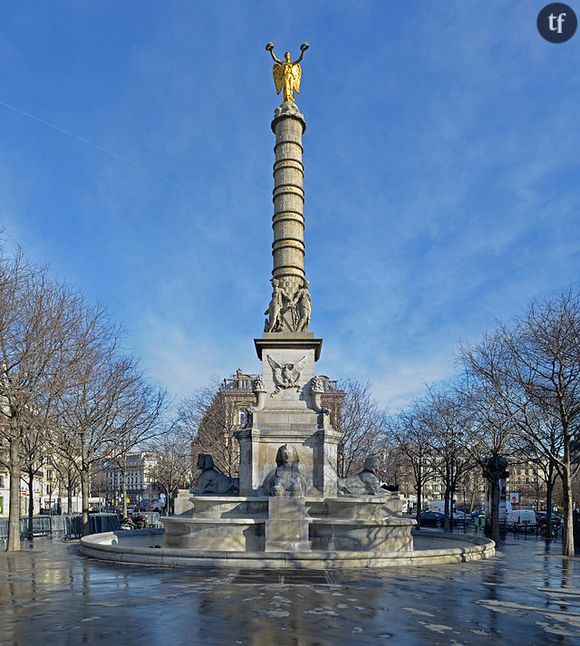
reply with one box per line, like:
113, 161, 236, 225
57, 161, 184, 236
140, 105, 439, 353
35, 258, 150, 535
271, 101, 306, 134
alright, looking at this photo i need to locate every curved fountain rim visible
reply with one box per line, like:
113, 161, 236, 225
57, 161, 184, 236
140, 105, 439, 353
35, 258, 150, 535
80, 530, 495, 569
161, 516, 417, 526
187, 495, 400, 502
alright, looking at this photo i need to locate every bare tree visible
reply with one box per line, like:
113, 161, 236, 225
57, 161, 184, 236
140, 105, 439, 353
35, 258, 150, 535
54, 345, 153, 535
19, 419, 50, 538
421, 389, 478, 533
147, 431, 193, 516
456, 372, 521, 544
388, 407, 436, 526
0, 405, 47, 539
462, 292, 580, 555
459, 468, 486, 513
177, 384, 244, 477
336, 380, 387, 478
519, 421, 562, 536
49, 452, 80, 514
0, 253, 94, 551
107, 378, 168, 517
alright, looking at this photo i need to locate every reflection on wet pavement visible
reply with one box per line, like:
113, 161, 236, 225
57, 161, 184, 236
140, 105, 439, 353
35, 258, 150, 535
0, 533, 578, 645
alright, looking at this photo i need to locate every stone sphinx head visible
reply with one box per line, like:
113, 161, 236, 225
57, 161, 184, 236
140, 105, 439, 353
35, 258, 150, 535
197, 454, 215, 471
275, 444, 299, 468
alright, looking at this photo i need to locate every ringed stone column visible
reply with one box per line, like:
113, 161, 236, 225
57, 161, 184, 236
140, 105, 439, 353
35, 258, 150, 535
271, 102, 307, 305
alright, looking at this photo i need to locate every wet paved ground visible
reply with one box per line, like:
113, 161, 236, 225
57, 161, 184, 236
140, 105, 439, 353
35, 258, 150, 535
0, 531, 578, 645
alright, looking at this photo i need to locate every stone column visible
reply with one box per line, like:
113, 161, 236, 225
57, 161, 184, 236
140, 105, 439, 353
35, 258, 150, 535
269, 102, 308, 332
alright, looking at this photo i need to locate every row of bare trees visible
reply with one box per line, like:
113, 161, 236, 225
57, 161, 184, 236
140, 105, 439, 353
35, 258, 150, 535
0, 250, 167, 549
461, 292, 579, 555
387, 292, 579, 555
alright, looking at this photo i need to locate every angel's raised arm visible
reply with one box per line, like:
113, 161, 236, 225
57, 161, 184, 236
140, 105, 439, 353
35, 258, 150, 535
265, 42, 282, 63
293, 42, 310, 64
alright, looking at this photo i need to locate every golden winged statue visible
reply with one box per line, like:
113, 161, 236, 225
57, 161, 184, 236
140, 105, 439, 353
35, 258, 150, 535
265, 42, 309, 104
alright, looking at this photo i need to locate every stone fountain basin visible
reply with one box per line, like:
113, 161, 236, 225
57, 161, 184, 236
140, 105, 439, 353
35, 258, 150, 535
80, 529, 495, 569
162, 514, 416, 552
184, 495, 402, 520
163, 517, 265, 551
165, 495, 412, 552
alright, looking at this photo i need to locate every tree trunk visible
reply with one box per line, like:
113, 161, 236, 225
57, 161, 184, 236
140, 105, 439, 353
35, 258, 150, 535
469, 486, 476, 513
80, 469, 90, 536
490, 478, 500, 545
67, 474, 73, 514
443, 488, 451, 533
121, 454, 128, 518
27, 470, 34, 539
545, 463, 554, 538
6, 431, 21, 552
119, 454, 127, 518
415, 477, 422, 529
561, 468, 575, 557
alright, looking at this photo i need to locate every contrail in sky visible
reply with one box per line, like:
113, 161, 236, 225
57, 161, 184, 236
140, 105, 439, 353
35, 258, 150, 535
0, 97, 195, 195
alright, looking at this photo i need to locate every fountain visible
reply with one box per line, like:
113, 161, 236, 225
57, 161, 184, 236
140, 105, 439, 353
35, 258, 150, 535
80, 43, 495, 569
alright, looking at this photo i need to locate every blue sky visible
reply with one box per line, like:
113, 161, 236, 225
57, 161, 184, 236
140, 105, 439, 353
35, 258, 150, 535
0, 1, 578, 409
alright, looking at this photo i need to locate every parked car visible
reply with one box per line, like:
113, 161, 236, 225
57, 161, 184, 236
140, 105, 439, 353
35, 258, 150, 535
453, 511, 468, 525
418, 511, 445, 528
507, 509, 537, 531
535, 511, 562, 528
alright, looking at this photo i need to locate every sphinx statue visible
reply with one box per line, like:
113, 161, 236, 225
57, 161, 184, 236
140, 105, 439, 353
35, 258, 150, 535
338, 456, 398, 497
262, 444, 307, 497
191, 454, 240, 495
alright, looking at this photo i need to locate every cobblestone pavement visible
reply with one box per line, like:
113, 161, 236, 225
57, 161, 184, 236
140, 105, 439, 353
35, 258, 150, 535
0, 532, 578, 645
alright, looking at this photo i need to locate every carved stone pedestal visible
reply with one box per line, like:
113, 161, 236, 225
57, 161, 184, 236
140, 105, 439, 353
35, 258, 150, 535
236, 413, 341, 497
235, 332, 341, 497
265, 496, 310, 552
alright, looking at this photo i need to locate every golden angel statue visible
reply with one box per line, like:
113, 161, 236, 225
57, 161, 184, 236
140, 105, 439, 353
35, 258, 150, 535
265, 42, 309, 104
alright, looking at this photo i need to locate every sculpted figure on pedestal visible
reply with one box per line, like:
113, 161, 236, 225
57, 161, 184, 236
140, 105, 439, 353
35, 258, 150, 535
264, 277, 313, 333
191, 454, 239, 495
264, 278, 293, 333
266, 42, 309, 104
338, 456, 398, 497
292, 279, 311, 332
262, 444, 306, 497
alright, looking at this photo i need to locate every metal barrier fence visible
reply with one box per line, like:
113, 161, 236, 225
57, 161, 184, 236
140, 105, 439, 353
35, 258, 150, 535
61, 514, 121, 539
0, 512, 164, 540
0, 514, 121, 540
